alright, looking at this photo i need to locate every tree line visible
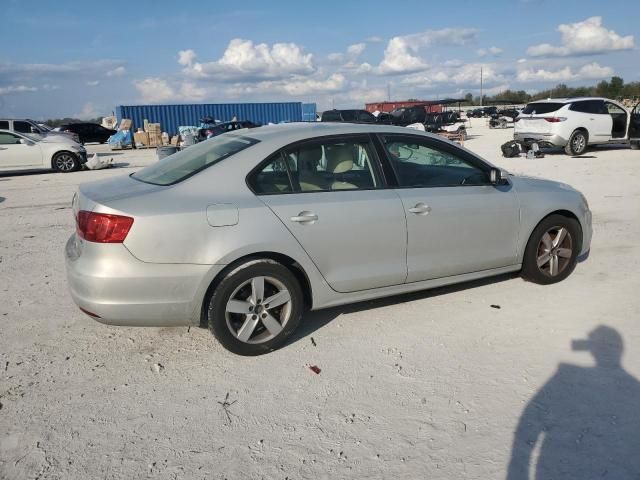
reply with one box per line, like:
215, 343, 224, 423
462, 76, 640, 105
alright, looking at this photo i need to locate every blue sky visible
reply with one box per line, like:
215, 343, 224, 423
0, 0, 638, 119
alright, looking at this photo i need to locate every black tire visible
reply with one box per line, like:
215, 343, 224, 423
521, 214, 581, 285
564, 130, 588, 156
207, 259, 304, 356
52, 152, 79, 173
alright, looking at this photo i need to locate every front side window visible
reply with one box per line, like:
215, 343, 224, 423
0, 121, 10, 129
132, 134, 259, 185
383, 136, 488, 187
606, 102, 625, 115
13, 121, 33, 133
0, 132, 21, 145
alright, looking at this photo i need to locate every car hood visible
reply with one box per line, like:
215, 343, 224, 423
510, 174, 577, 193
39, 133, 81, 146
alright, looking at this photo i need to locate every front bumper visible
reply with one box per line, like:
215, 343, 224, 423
580, 208, 593, 257
514, 131, 568, 147
65, 234, 221, 326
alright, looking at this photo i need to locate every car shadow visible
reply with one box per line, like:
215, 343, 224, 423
0, 196, 4, 203
506, 325, 640, 479
287, 272, 519, 346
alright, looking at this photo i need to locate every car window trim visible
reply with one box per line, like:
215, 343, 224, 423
247, 133, 390, 196
374, 133, 497, 189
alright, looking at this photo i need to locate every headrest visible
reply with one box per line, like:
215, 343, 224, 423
325, 144, 353, 174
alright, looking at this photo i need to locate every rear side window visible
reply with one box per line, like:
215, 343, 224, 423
569, 100, 606, 114
249, 154, 293, 194
132, 134, 259, 185
340, 111, 357, 122
0, 121, 9, 129
521, 103, 564, 115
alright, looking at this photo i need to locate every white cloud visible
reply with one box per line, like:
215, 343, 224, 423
527, 17, 634, 57
133, 78, 176, 103
106, 66, 127, 77
178, 49, 197, 67
478, 46, 503, 57
477, 48, 487, 57
489, 46, 503, 56
0, 85, 37, 95
87, 80, 100, 86
74, 102, 99, 119
402, 63, 506, 88
227, 73, 346, 97
178, 81, 206, 101
184, 39, 314, 81
377, 27, 478, 75
365, 36, 383, 44
347, 43, 366, 56
517, 62, 614, 82
327, 52, 344, 63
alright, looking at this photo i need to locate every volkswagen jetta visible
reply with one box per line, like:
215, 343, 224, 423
65, 123, 592, 355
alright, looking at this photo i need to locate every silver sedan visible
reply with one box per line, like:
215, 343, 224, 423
65, 123, 592, 355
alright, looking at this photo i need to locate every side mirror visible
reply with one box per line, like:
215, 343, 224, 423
489, 168, 509, 185
19, 138, 34, 146
30, 126, 40, 134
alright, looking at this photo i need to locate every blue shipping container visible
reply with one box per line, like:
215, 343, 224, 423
115, 102, 315, 135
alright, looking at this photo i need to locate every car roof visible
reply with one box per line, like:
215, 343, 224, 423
527, 97, 614, 103
239, 122, 448, 146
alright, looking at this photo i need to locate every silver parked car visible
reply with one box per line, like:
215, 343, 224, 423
65, 123, 592, 355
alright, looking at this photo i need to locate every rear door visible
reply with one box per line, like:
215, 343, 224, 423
250, 134, 407, 293
378, 134, 520, 282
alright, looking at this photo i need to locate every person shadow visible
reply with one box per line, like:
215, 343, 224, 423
507, 326, 640, 479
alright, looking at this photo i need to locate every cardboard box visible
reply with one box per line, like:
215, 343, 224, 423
146, 123, 161, 134
134, 131, 149, 146
148, 132, 162, 147
170, 135, 180, 146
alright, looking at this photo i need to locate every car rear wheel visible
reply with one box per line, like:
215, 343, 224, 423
630, 142, 640, 150
521, 214, 581, 285
52, 152, 79, 172
207, 259, 304, 355
565, 130, 588, 156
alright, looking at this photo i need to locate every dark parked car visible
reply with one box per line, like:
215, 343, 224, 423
320, 109, 377, 123
197, 120, 260, 141
59, 123, 116, 144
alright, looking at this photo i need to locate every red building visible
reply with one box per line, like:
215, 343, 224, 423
365, 100, 443, 114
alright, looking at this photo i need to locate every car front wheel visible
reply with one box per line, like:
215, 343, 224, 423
207, 259, 304, 355
565, 130, 588, 156
521, 214, 581, 285
52, 152, 79, 172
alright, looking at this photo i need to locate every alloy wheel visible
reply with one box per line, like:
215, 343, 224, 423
225, 276, 292, 344
55, 154, 76, 172
571, 134, 586, 154
536, 226, 573, 277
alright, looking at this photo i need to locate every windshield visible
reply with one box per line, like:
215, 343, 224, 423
132, 134, 259, 186
21, 133, 42, 142
521, 102, 565, 115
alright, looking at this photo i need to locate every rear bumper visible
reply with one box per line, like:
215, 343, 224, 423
65, 234, 221, 326
514, 131, 568, 147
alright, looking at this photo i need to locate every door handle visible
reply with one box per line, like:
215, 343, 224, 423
408, 203, 432, 215
290, 211, 318, 224
0, 147, 7, 150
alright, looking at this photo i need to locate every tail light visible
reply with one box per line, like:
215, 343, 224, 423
76, 210, 133, 243
544, 117, 567, 123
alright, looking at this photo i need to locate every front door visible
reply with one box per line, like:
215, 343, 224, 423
0, 132, 41, 168
378, 134, 520, 283
629, 102, 640, 142
251, 135, 407, 293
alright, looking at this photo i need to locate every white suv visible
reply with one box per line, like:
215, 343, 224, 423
514, 97, 640, 155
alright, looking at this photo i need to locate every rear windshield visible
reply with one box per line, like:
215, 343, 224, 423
132, 134, 259, 185
521, 102, 565, 115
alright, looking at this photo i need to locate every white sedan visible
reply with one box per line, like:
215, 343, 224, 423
0, 130, 87, 173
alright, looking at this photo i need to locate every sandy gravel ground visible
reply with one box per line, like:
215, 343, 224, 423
1, 122, 639, 479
